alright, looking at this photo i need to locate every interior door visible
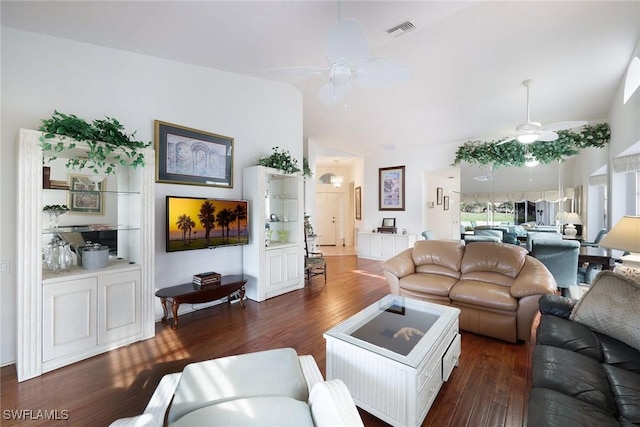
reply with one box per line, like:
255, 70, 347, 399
316, 193, 338, 245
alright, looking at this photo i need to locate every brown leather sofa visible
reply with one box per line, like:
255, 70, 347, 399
381, 240, 557, 342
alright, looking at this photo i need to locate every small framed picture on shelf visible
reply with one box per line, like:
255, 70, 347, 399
68, 174, 105, 215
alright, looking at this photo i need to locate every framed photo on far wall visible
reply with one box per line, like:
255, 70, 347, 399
155, 120, 234, 188
68, 174, 105, 214
436, 187, 443, 205
443, 196, 450, 211
355, 186, 362, 220
379, 165, 405, 211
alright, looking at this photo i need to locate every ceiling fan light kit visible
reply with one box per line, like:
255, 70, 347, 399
497, 79, 587, 146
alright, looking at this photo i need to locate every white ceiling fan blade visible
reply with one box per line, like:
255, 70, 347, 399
537, 130, 559, 142
318, 81, 352, 106
355, 57, 411, 89
542, 120, 588, 132
267, 66, 327, 82
325, 18, 369, 67
496, 136, 517, 145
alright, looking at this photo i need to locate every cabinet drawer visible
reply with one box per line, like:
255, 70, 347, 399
442, 333, 461, 381
417, 359, 443, 414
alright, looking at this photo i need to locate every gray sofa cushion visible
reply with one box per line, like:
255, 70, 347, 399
170, 396, 314, 427
169, 348, 308, 423
528, 388, 621, 427
603, 364, 640, 423
532, 345, 617, 414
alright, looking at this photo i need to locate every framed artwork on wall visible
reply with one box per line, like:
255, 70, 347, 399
379, 165, 405, 211
68, 174, 105, 214
443, 196, 450, 211
155, 120, 234, 188
436, 187, 443, 205
355, 186, 362, 220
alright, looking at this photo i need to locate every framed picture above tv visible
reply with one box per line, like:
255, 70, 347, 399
166, 195, 248, 252
155, 120, 234, 188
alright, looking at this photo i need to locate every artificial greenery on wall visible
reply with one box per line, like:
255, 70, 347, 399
257, 146, 301, 174
453, 123, 610, 167
39, 110, 151, 174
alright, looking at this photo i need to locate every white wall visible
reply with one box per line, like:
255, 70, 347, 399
1, 28, 302, 366
363, 142, 459, 238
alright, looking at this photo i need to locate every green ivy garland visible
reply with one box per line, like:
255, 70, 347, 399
257, 146, 301, 174
453, 123, 610, 168
39, 110, 151, 174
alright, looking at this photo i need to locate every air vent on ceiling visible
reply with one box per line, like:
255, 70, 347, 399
386, 21, 416, 37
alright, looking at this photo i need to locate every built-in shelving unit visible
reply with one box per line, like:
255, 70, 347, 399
16, 128, 155, 382
242, 166, 304, 301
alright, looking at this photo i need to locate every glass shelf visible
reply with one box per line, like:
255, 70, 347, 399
44, 188, 141, 195
43, 225, 140, 234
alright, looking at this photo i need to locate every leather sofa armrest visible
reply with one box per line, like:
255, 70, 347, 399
510, 256, 557, 298
381, 248, 415, 279
309, 379, 364, 427
538, 294, 576, 318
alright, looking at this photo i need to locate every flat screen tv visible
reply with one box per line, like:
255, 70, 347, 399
166, 195, 249, 252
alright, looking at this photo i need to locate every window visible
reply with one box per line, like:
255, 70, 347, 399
623, 56, 640, 104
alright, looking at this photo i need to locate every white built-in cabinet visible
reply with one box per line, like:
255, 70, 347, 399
242, 166, 304, 301
357, 232, 417, 261
17, 129, 155, 382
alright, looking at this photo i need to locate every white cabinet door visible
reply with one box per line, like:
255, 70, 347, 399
266, 248, 284, 294
357, 232, 370, 258
98, 269, 141, 345
380, 234, 397, 260
369, 234, 383, 259
43, 277, 97, 362
283, 245, 302, 288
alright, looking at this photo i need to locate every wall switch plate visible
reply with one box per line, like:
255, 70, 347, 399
1, 260, 9, 274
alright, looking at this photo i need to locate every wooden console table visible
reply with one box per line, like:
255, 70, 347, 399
156, 274, 246, 329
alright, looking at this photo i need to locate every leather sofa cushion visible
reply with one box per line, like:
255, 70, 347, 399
170, 396, 314, 427
450, 280, 517, 311
460, 242, 527, 278
169, 348, 308, 423
528, 388, 621, 427
399, 273, 458, 297
415, 263, 461, 280
411, 240, 464, 274
532, 345, 617, 414
598, 333, 640, 375
539, 294, 576, 318
603, 364, 640, 423
536, 315, 603, 361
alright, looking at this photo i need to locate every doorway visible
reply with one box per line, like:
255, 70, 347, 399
315, 192, 342, 246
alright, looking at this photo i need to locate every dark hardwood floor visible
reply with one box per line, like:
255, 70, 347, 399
1, 256, 531, 426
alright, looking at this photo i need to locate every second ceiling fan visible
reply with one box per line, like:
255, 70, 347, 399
498, 79, 587, 145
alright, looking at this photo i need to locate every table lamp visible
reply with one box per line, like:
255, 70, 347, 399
563, 212, 582, 236
599, 215, 640, 267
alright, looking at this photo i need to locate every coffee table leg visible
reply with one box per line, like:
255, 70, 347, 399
160, 297, 168, 322
171, 300, 180, 330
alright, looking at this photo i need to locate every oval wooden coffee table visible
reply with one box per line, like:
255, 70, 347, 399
156, 274, 246, 329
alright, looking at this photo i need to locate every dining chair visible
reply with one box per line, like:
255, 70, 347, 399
304, 232, 326, 284
531, 239, 580, 296
582, 228, 607, 247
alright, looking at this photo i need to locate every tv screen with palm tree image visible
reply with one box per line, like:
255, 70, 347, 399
166, 196, 249, 252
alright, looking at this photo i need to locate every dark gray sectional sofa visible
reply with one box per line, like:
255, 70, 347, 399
528, 292, 640, 426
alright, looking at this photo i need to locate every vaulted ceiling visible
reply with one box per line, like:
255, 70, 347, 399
3, 1, 640, 190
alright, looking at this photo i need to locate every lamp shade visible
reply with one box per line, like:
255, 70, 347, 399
565, 212, 581, 225
599, 216, 640, 253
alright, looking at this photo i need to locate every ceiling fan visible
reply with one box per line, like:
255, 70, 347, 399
497, 79, 587, 145
268, 18, 410, 106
